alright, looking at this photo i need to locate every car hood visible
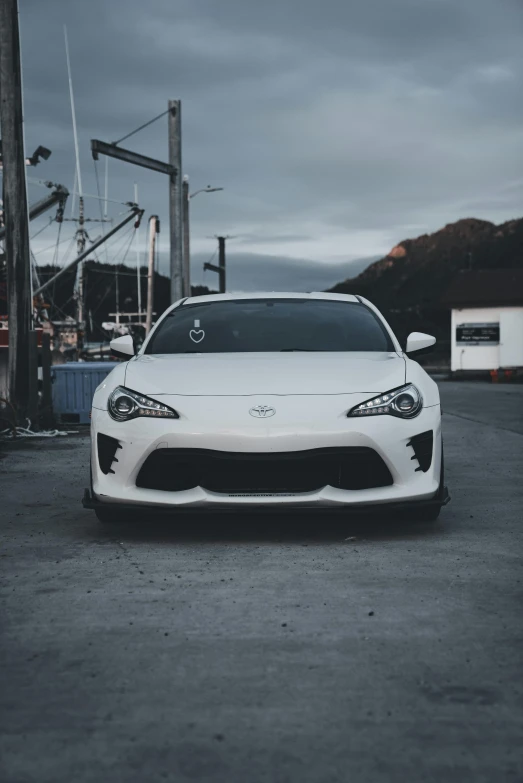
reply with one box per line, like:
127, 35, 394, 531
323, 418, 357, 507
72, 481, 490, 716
124, 352, 406, 396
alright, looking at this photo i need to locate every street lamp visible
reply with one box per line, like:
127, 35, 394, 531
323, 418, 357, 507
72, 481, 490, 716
182, 176, 224, 297
190, 185, 224, 199
0, 141, 52, 169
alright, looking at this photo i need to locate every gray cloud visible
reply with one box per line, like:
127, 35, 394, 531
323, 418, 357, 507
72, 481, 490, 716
191, 253, 377, 292
17, 0, 523, 291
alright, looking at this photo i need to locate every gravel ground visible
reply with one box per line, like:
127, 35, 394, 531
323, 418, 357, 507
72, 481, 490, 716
0, 381, 522, 783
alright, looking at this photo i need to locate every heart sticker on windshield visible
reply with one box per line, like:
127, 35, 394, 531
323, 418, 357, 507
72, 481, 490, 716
189, 329, 205, 343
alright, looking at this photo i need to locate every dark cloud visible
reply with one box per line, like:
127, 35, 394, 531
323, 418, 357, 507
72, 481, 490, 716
17, 0, 523, 291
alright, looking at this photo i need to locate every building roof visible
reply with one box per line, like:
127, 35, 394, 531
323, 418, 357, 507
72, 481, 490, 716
442, 269, 523, 308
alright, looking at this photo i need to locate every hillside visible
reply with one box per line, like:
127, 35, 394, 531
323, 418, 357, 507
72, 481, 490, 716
328, 217, 523, 344
31, 261, 215, 342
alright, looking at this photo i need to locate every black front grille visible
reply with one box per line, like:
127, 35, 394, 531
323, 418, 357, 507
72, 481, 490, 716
407, 430, 433, 472
97, 433, 121, 475
136, 448, 393, 493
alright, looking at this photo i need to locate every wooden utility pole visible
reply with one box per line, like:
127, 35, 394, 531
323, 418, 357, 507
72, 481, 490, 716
168, 100, 183, 303
182, 175, 191, 297
145, 216, 160, 335
204, 236, 227, 293
0, 0, 33, 417
218, 236, 226, 294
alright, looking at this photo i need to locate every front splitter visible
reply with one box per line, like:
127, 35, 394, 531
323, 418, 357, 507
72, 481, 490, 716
82, 487, 450, 517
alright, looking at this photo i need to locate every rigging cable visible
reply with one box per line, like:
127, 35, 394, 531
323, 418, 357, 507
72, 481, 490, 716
112, 108, 170, 146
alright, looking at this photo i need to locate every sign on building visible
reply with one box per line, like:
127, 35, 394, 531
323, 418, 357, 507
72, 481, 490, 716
456, 322, 500, 346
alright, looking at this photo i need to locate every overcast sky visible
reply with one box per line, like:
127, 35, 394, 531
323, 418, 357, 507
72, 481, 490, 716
18, 0, 523, 290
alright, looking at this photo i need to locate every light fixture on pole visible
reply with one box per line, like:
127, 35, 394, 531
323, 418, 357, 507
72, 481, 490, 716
182, 178, 224, 297
189, 185, 224, 199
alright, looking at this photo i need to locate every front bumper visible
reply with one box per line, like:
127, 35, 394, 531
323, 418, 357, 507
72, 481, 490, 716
88, 398, 445, 512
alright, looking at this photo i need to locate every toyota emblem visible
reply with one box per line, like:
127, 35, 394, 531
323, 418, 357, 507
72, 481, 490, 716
249, 405, 276, 418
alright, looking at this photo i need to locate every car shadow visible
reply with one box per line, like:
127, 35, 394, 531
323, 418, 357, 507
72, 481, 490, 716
87, 509, 447, 546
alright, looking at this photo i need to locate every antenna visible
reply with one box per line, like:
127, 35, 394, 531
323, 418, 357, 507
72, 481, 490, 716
64, 25, 88, 355
64, 25, 82, 200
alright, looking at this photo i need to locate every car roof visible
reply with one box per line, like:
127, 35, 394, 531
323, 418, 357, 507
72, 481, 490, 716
181, 291, 359, 306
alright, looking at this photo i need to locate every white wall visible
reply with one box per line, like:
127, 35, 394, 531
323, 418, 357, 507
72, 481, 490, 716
451, 306, 523, 371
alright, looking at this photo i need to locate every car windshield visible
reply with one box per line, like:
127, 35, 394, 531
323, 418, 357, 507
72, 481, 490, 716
144, 298, 395, 354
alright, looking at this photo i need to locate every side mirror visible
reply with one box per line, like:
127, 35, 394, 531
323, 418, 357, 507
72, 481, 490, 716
110, 334, 135, 359
405, 332, 436, 356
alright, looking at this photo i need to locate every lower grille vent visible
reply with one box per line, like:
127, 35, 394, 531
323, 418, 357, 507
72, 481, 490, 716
407, 430, 433, 473
97, 433, 121, 475
136, 448, 393, 494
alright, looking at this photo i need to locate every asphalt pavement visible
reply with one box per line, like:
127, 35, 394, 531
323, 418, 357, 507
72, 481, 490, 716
0, 381, 522, 783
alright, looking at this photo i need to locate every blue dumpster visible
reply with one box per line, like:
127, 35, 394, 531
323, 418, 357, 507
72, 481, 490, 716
51, 362, 119, 424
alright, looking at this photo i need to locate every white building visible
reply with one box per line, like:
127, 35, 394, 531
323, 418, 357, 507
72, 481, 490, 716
444, 269, 523, 373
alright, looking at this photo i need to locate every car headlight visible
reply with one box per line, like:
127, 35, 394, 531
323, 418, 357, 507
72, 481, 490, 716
108, 386, 179, 422
348, 384, 423, 419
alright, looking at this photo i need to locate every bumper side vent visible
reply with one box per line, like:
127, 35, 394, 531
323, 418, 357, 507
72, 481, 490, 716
97, 433, 121, 475
407, 430, 433, 473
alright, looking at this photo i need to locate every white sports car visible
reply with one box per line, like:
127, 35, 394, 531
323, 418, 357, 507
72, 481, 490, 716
84, 292, 449, 522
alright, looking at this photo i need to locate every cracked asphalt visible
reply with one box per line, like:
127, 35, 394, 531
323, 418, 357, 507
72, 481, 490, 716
0, 381, 522, 783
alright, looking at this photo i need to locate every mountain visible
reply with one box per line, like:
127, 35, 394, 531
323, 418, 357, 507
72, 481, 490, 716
328, 217, 523, 347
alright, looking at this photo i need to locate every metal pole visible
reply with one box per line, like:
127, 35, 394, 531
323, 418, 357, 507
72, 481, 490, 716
28, 330, 38, 427
145, 216, 159, 335
134, 183, 142, 321
41, 332, 53, 427
75, 196, 86, 355
218, 236, 226, 294
168, 100, 183, 303
0, 0, 32, 417
182, 175, 191, 297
